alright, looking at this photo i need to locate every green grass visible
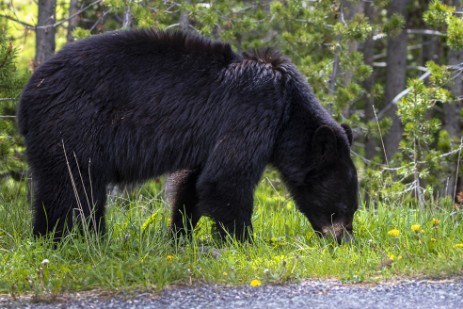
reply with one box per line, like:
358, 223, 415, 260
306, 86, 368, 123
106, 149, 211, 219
1, 173, 463, 298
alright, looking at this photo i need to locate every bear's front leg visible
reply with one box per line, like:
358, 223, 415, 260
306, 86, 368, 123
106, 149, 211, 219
196, 175, 255, 242
195, 123, 273, 242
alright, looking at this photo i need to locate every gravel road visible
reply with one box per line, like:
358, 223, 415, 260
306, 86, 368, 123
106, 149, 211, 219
2, 276, 463, 309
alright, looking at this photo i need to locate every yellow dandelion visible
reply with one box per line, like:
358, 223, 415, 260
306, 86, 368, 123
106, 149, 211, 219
388, 229, 400, 237
223, 272, 228, 277
166, 255, 174, 261
411, 224, 421, 232
454, 243, 463, 248
387, 254, 402, 261
250, 279, 262, 287
432, 218, 441, 225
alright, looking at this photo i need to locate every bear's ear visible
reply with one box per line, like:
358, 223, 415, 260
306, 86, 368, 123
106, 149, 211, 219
341, 124, 353, 147
312, 125, 337, 162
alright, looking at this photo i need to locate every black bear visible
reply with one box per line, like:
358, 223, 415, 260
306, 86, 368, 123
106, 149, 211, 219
17, 29, 358, 242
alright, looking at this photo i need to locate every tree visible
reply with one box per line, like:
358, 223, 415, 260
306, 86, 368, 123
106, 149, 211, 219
0, 22, 27, 184
67, 0, 79, 42
35, 0, 56, 68
383, 0, 410, 161
444, 0, 463, 197
2, 0, 463, 205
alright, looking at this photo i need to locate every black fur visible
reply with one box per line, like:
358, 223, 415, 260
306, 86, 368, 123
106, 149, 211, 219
17, 29, 358, 242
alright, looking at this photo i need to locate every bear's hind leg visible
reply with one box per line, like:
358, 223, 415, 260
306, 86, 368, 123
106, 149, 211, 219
32, 168, 108, 241
168, 170, 201, 240
32, 174, 77, 240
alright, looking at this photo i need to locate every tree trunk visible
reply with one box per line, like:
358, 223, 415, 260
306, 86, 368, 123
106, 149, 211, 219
35, 0, 56, 68
341, 0, 363, 118
383, 0, 410, 161
422, 35, 441, 65
179, 0, 191, 32
67, 0, 79, 43
362, 1, 377, 207
363, 2, 377, 161
444, 0, 463, 198
123, 0, 133, 29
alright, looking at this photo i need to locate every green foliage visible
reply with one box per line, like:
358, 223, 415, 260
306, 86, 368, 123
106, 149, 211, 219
398, 79, 440, 147
423, 0, 455, 28
71, 27, 92, 40
437, 130, 451, 153
426, 60, 451, 86
383, 13, 406, 37
0, 22, 28, 184
392, 75, 457, 198
344, 14, 373, 41
424, 1, 463, 50
446, 15, 463, 50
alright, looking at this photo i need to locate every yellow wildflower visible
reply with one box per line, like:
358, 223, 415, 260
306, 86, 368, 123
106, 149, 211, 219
387, 254, 403, 261
388, 229, 400, 237
411, 224, 421, 232
166, 255, 174, 261
454, 243, 463, 248
223, 272, 228, 277
431, 238, 437, 242
250, 279, 262, 287
432, 218, 441, 225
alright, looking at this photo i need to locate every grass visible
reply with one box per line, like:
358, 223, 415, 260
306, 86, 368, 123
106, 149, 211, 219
0, 172, 463, 298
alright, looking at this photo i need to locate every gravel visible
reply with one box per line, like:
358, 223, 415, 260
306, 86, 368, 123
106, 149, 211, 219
2, 277, 463, 309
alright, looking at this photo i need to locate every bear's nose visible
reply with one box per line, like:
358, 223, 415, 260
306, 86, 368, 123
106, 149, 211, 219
321, 224, 354, 244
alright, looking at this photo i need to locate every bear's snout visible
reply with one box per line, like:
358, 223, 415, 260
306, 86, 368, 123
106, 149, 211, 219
320, 223, 354, 244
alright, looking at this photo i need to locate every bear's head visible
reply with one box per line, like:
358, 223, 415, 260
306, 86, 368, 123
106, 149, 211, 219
286, 124, 358, 243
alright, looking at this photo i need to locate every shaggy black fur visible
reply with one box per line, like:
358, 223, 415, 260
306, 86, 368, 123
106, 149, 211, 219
17, 29, 358, 242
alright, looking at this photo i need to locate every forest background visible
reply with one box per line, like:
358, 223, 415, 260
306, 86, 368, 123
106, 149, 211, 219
0, 0, 463, 295
2, 0, 463, 205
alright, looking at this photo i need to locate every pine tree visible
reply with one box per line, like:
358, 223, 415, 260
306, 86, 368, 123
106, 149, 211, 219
0, 22, 27, 184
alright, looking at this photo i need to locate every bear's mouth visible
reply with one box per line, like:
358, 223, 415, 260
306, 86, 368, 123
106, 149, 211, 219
318, 223, 354, 244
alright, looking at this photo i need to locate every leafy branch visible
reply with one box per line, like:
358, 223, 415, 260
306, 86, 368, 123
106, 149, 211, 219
0, 0, 103, 31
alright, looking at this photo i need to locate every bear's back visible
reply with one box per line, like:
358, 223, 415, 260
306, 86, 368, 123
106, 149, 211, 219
17, 30, 239, 135
59, 29, 235, 67
28, 30, 237, 91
